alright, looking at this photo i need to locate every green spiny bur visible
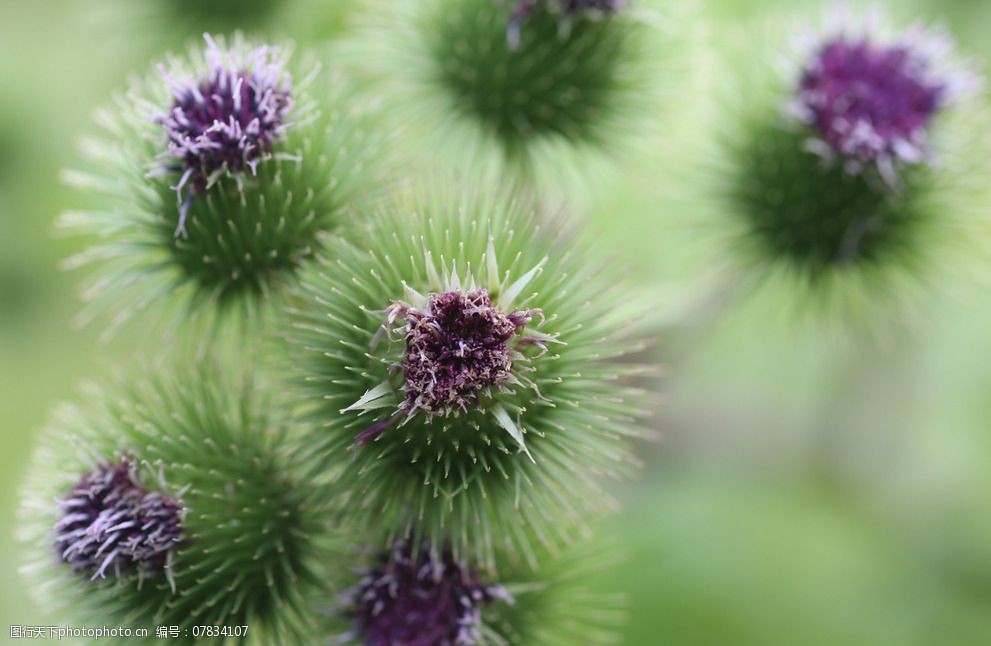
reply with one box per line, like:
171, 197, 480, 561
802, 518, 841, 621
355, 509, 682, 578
727, 115, 936, 279
60, 34, 386, 335
342, 0, 664, 189
18, 362, 327, 645
286, 181, 651, 570
428, 0, 640, 154
705, 9, 991, 319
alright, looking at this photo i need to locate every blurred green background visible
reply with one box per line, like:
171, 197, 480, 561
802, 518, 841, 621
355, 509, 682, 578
3, 1, 991, 644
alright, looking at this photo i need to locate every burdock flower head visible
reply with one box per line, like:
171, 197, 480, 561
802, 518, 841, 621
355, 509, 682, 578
715, 7, 987, 299
152, 34, 293, 237
59, 33, 384, 335
788, 15, 975, 185
340, 540, 512, 646
55, 460, 183, 584
288, 183, 650, 566
19, 362, 328, 642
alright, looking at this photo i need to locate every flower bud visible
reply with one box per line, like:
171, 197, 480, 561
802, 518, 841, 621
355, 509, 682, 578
286, 181, 652, 567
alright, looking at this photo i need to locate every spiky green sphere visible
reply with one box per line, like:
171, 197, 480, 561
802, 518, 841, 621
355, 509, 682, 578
344, 0, 661, 183
61, 34, 384, 333
429, 0, 639, 153
18, 363, 326, 644
286, 183, 650, 568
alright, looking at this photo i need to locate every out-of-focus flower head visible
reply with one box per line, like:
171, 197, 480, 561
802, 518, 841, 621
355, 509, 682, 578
787, 8, 980, 186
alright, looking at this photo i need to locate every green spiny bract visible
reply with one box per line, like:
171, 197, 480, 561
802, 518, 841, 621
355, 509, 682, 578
713, 10, 988, 311
286, 182, 650, 570
18, 363, 326, 645
60, 33, 384, 336
728, 115, 938, 279
344, 0, 660, 185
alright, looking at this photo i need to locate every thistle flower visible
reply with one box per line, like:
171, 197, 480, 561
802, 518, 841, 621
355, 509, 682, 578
337, 540, 512, 645
60, 33, 384, 337
19, 362, 327, 643
330, 533, 624, 645
55, 460, 183, 584
342, 0, 667, 195
709, 8, 988, 311
287, 182, 651, 568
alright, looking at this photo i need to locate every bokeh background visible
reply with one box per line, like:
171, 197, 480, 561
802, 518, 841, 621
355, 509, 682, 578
3, 1, 991, 644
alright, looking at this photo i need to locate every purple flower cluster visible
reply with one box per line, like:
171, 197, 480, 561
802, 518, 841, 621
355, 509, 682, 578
342, 541, 512, 646
153, 35, 293, 237
391, 289, 534, 421
55, 461, 183, 581
795, 34, 946, 180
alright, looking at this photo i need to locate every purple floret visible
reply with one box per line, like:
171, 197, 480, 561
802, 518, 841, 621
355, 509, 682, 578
152, 35, 292, 237
796, 35, 946, 179
393, 289, 534, 421
342, 541, 512, 646
55, 460, 183, 582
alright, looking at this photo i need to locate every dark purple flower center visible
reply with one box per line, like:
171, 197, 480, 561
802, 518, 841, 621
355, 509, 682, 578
798, 36, 945, 170
55, 461, 183, 581
343, 541, 511, 646
394, 288, 534, 420
154, 37, 292, 236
